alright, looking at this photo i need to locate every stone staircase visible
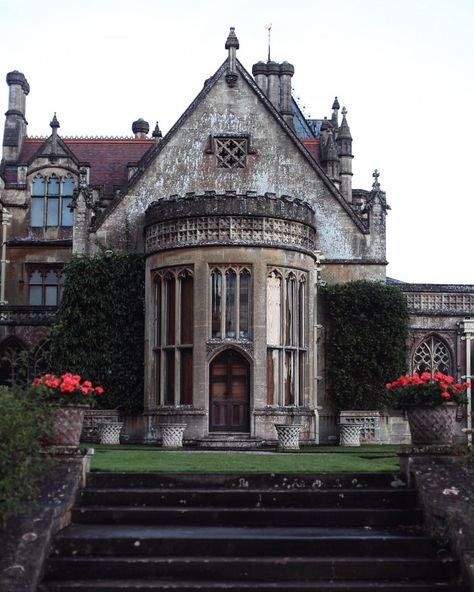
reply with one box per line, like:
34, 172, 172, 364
38, 471, 469, 591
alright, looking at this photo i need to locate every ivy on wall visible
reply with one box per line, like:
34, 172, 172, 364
48, 254, 145, 414
322, 280, 408, 411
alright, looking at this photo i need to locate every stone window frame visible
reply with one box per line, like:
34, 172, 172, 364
209, 265, 252, 341
30, 173, 75, 228
27, 265, 65, 307
205, 133, 256, 169
266, 267, 308, 407
153, 266, 194, 407
412, 334, 452, 377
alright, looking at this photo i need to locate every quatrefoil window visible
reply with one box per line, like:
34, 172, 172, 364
215, 137, 247, 169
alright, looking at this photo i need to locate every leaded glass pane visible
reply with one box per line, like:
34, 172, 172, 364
47, 176, 60, 195
180, 275, 193, 344
225, 270, 236, 338
239, 270, 251, 338
62, 175, 75, 196
61, 197, 73, 226
32, 175, 45, 196
29, 285, 42, 306
211, 271, 222, 338
180, 349, 193, 405
285, 275, 296, 346
45, 286, 58, 306
165, 277, 176, 346
266, 273, 281, 345
46, 198, 59, 226
31, 197, 44, 227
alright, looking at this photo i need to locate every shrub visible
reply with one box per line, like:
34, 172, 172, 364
323, 280, 409, 411
0, 386, 52, 527
48, 253, 145, 414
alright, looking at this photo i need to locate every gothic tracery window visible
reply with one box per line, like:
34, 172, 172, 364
154, 267, 194, 406
210, 266, 251, 339
28, 268, 65, 306
31, 173, 74, 227
413, 335, 451, 376
266, 268, 307, 407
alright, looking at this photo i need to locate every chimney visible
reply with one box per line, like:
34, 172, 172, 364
2, 71, 29, 162
132, 118, 149, 139
279, 62, 294, 127
252, 61, 295, 129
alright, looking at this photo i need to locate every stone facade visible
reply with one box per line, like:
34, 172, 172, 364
0, 28, 472, 445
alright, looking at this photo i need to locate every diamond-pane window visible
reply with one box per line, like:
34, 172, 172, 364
413, 336, 451, 376
215, 138, 247, 169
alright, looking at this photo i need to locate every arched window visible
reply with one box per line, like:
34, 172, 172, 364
155, 267, 194, 406
413, 335, 452, 376
28, 268, 64, 306
30, 173, 75, 227
210, 266, 252, 340
266, 268, 308, 406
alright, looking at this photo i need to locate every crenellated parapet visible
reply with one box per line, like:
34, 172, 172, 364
145, 192, 316, 256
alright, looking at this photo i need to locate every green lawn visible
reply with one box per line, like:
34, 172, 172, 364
87, 444, 400, 473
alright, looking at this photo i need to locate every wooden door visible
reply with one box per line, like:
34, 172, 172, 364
210, 350, 250, 432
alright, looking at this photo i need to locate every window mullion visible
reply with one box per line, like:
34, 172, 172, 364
221, 271, 226, 340
174, 275, 181, 406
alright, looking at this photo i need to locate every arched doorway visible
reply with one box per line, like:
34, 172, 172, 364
209, 350, 250, 432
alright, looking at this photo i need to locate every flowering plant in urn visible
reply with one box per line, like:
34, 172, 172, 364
385, 371, 468, 410
32, 373, 104, 407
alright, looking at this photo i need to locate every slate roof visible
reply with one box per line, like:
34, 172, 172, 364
17, 137, 154, 196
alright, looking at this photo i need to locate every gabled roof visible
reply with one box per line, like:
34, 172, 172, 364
17, 137, 153, 196
95, 58, 367, 233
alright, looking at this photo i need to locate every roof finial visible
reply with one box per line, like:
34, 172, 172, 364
225, 27, 239, 87
50, 112, 60, 130
152, 121, 163, 143
265, 23, 272, 62
372, 169, 381, 191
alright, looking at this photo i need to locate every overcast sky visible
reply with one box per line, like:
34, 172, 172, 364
1, 0, 473, 285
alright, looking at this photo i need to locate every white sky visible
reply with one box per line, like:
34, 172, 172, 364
1, 0, 473, 284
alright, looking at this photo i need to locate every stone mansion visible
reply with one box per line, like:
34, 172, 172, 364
1, 28, 473, 445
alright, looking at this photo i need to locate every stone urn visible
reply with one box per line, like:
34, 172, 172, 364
98, 421, 124, 445
407, 402, 458, 445
158, 423, 187, 448
49, 405, 89, 447
274, 424, 303, 451
339, 424, 362, 447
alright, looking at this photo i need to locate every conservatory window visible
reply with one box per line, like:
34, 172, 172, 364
266, 268, 307, 406
413, 336, 451, 376
210, 266, 252, 339
154, 267, 194, 406
31, 173, 74, 228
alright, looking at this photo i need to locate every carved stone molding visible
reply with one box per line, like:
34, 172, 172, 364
206, 340, 254, 359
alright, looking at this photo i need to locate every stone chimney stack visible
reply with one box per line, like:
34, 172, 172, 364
132, 118, 149, 139
252, 61, 295, 129
2, 70, 30, 162
279, 61, 295, 127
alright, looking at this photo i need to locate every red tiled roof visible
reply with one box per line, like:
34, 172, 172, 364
18, 137, 154, 196
301, 138, 320, 163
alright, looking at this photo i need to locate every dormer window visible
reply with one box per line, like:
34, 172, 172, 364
31, 173, 74, 227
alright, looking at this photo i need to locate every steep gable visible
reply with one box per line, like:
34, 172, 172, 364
94, 56, 371, 259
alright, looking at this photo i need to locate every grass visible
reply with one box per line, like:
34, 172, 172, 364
87, 444, 400, 473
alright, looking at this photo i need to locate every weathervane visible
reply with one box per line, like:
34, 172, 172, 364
265, 23, 272, 62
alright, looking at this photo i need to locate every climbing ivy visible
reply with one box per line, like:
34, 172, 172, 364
48, 254, 145, 414
322, 280, 408, 411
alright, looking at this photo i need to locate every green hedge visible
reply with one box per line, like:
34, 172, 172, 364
0, 387, 52, 526
323, 280, 408, 411
48, 254, 145, 414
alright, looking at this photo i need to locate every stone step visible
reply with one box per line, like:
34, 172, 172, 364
43, 556, 461, 582
39, 579, 472, 592
51, 524, 440, 558
86, 472, 406, 490
78, 487, 417, 508
71, 505, 422, 527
